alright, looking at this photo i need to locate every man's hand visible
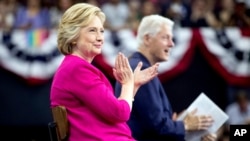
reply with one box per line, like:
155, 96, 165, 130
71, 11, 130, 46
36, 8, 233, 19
201, 133, 217, 141
183, 108, 214, 131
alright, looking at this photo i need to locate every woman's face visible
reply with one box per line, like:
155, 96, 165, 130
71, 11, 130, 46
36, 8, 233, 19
73, 16, 104, 62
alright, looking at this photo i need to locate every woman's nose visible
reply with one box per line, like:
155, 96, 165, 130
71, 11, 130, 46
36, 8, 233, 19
96, 32, 104, 41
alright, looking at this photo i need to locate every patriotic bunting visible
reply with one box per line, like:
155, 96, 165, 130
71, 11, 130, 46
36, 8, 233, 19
0, 29, 64, 85
0, 28, 249, 86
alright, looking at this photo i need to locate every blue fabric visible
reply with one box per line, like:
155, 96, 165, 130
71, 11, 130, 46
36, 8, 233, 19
115, 52, 185, 141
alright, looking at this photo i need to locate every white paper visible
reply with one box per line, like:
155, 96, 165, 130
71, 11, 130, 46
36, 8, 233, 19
177, 92, 229, 141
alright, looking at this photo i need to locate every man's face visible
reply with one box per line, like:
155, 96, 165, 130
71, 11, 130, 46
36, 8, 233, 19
148, 25, 174, 63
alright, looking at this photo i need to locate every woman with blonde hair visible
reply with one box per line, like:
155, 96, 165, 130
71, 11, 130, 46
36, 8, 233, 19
50, 3, 159, 141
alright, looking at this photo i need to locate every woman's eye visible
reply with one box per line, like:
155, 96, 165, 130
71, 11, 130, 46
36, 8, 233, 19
162, 36, 167, 39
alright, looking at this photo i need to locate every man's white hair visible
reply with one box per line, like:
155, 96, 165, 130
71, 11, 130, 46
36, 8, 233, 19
136, 14, 174, 46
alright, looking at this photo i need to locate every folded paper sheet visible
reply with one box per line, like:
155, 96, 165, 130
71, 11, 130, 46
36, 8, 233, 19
177, 92, 229, 141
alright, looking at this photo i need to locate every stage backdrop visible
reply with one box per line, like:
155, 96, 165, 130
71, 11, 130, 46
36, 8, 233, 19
0, 28, 249, 140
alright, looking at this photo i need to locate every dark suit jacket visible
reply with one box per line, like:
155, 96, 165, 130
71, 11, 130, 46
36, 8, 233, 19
115, 52, 185, 141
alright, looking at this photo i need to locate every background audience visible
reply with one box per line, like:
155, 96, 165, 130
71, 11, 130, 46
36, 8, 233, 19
14, 0, 51, 30
3, 0, 249, 31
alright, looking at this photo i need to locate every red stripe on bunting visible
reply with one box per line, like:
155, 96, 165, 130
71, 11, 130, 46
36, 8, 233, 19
0, 66, 50, 85
158, 29, 198, 83
240, 28, 250, 37
93, 54, 115, 81
198, 29, 250, 87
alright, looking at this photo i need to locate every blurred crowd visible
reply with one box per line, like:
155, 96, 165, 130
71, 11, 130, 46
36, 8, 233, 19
0, 0, 249, 32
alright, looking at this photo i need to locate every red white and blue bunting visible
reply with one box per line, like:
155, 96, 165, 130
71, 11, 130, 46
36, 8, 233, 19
0, 28, 249, 86
199, 28, 250, 86
0, 29, 64, 85
99, 28, 250, 87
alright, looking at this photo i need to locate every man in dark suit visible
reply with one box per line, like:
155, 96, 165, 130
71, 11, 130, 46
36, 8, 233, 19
115, 14, 217, 141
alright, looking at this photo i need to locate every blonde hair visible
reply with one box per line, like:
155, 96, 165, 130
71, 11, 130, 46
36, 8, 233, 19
57, 3, 105, 55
